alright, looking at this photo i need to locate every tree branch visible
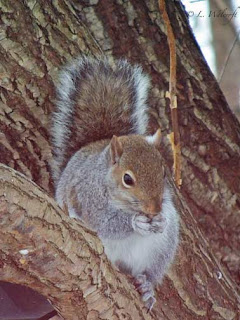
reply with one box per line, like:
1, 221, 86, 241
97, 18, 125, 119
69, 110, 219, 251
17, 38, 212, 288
0, 164, 154, 320
0, 164, 239, 319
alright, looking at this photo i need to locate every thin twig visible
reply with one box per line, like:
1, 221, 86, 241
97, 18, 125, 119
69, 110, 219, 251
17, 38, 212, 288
218, 29, 240, 83
158, 0, 182, 187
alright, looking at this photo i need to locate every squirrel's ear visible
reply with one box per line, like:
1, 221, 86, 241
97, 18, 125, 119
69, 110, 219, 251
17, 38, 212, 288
153, 129, 162, 147
110, 135, 123, 164
146, 129, 162, 148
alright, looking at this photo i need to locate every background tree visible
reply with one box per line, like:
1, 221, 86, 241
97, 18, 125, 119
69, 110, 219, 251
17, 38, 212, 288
210, 0, 240, 120
0, 0, 239, 319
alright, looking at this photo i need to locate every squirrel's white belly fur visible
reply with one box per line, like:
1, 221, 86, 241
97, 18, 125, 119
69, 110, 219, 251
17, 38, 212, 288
102, 232, 166, 276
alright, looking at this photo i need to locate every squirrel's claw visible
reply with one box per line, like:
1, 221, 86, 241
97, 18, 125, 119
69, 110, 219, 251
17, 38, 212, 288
135, 274, 156, 312
145, 296, 156, 313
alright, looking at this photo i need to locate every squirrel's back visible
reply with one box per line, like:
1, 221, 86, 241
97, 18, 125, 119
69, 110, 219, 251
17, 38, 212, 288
51, 56, 151, 183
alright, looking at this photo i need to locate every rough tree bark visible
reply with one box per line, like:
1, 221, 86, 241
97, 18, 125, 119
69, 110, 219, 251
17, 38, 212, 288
0, 0, 240, 319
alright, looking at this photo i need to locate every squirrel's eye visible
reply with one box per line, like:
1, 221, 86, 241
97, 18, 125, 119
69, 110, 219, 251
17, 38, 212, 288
122, 173, 135, 188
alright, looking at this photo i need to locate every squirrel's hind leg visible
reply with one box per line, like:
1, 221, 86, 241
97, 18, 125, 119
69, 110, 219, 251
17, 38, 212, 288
135, 274, 156, 312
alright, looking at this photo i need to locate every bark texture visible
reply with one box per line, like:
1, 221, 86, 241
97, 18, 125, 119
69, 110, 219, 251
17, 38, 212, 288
0, 0, 240, 318
1, 164, 239, 319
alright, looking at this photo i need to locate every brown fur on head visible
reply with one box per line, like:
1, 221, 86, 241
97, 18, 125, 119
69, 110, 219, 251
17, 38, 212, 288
107, 131, 164, 218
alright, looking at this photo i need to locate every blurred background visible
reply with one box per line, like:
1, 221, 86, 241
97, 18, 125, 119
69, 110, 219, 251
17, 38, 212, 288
182, 0, 240, 120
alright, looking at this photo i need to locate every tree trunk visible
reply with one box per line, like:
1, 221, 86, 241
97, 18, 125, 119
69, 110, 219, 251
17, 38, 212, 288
0, 0, 239, 319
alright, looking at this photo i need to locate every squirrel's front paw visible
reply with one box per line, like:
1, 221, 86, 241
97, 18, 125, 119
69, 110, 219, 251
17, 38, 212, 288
151, 215, 167, 233
132, 215, 166, 236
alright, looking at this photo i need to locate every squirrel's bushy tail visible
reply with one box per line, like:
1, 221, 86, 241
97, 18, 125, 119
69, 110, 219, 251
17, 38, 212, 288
51, 56, 150, 183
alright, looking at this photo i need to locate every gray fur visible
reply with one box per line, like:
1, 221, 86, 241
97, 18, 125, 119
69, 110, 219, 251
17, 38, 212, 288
51, 56, 150, 183
53, 57, 179, 310
56, 140, 179, 310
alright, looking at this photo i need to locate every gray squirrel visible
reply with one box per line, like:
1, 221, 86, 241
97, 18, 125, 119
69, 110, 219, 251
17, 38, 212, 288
51, 56, 179, 311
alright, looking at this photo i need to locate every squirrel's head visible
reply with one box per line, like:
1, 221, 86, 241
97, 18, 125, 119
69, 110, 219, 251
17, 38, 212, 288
107, 130, 165, 218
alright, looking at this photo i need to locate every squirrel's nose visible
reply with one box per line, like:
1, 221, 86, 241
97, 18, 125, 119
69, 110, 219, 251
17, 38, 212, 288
144, 199, 162, 217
